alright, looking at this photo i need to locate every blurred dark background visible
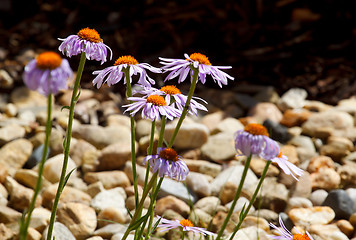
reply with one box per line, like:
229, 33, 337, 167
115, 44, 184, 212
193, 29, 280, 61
1, 0, 356, 104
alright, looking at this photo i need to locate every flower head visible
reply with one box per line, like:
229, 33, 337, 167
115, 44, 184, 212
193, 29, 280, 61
234, 123, 280, 160
143, 148, 189, 181
156, 217, 214, 236
271, 152, 303, 181
92, 55, 161, 88
159, 53, 234, 87
58, 27, 112, 64
133, 84, 207, 116
23, 51, 73, 96
123, 94, 181, 121
269, 215, 314, 240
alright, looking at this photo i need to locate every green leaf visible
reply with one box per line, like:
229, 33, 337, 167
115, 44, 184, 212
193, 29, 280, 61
61, 168, 77, 191
61, 106, 70, 111
126, 207, 133, 219
74, 87, 81, 102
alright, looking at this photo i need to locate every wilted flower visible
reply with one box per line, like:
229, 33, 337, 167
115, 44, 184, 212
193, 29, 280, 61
269, 215, 314, 240
23, 51, 72, 96
58, 27, 112, 64
92, 55, 161, 88
271, 152, 303, 181
234, 123, 280, 160
159, 53, 234, 87
143, 147, 189, 181
123, 94, 181, 121
133, 84, 207, 115
157, 217, 214, 236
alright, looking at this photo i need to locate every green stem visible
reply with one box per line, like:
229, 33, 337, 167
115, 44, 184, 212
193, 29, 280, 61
228, 161, 271, 240
142, 120, 156, 201
19, 94, 53, 240
121, 172, 159, 240
46, 52, 86, 240
139, 176, 163, 240
216, 154, 252, 240
168, 68, 199, 148
158, 116, 167, 148
123, 68, 139, 208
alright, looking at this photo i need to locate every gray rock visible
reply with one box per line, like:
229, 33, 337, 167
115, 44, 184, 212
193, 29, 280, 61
24, 144, 50, 169
309, 189, 328, 206
164, 122, 209, 150
322, 189, 354, 219
158, 178, 197, 203
211, 164, 258, 197
185, 172, 212, 198
260, 177, 289, 213
201, 132, 236, 162
72, 125, 131, 149
42, 222, 76, 240
0, 124, 25, 145
0, 138, 33, 173
194, 196, 221, 216
277, 88, 307, 111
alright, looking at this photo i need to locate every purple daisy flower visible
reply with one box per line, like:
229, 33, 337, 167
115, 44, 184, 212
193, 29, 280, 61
58, 27, 112, 64
133, 84, 207, 116
234, 123, 280, 160
269, 215, 314, 240
23, 51, 73, 96
156, 217, 214, 236
159, 53, 234, 87
271, 152, 304, 181
143, 147, 189, 181
123, 94, 181, 121
92, 55, 161, 88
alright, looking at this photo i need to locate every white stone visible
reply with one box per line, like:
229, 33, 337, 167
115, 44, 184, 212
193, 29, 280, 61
40, 154, 77, 183
288, 206, 335, 228
91, 187, 126, 212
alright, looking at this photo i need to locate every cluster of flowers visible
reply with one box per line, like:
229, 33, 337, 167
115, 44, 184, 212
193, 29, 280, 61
22, 27, 313, 240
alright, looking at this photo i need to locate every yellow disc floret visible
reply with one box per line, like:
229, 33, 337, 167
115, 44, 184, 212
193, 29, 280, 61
277, 152, 283, 158
179, 219, 194, 227
159, 148, 179, 162
146, 95, 167, 106
77, 27, 102, 43
244, 123, 269, 137
160, 85, 181, 95
36, 52, 62, 70
114, 55, 139, 66
293, 234, 312, 240
188, 53, 211, 65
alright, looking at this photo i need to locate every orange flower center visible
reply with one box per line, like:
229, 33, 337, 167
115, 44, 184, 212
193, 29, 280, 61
293, 234, 311, 240
114, 55, 138, 65
277, 152, 283, 158
244, 123, 269, 137
159, 148, 179, 162
159, 85, 181, 95
146, 95, 166, 106
77, 27, 102, 43
36, 52, 62, 70
179, 219, 194, 227
188, 53, 211, 65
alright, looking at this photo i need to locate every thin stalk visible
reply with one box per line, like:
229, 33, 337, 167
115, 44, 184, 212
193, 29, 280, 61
158, 116, 167, 148
142, 120, 156, 200
216, 154, 252, 240
139, 176, 164, 240
168, 68, 199, 148
228, 161, 271, 240
19, 93, 53, 240
123, 68, 139, 208
47, 52, 86, 240
121, 172, 159, 240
